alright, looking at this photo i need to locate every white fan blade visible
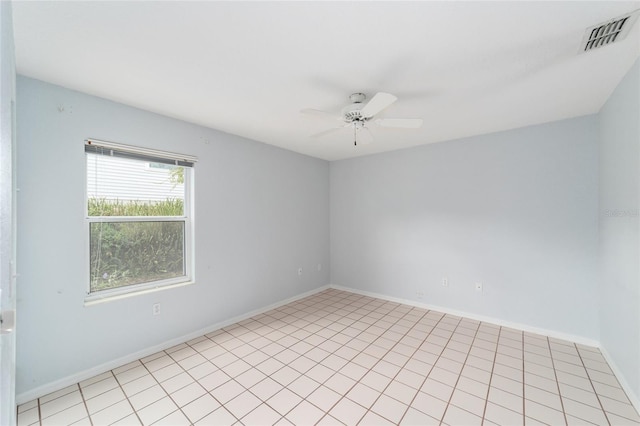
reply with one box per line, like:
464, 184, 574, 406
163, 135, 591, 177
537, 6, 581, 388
310, 126, 347, 138
357, 127, 374, 145
360, 92, 398, 118
300, 108, 341, 121
375, 118, 423, 128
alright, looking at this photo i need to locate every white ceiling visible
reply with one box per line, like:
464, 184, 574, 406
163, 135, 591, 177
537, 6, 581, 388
12, 1, 640, 161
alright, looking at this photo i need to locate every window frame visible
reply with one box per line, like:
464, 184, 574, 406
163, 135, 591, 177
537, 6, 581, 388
84, 139, 196, 303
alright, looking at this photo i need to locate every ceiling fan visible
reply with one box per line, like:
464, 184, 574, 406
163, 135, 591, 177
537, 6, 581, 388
301, 92, 423, 146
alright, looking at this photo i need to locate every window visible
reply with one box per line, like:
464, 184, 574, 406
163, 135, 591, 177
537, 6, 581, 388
85, 139, 196, 301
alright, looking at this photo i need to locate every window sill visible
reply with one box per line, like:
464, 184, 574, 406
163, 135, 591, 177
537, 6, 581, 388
84, 280, 194, 306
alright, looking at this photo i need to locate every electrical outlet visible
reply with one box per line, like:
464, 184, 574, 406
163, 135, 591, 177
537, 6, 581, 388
442, 277, 449, 287
475, 282, 483, 292
416, 290, 424, 299
152, 303, 161, 316
298, 267, 303, 276
317, 263, 322, 271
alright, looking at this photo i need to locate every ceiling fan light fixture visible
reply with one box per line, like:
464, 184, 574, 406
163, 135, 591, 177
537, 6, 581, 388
341, 93, 370, 122
342, 102, 365, 121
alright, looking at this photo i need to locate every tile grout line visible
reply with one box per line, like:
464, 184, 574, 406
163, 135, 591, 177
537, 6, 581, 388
194, 291, 381, 423
479, 325, 504, 425
313, 297, 432, 424
434, 316, 467, 425
522, 332, 526, 424
546, 336, 569, 426
574, 345, 613, 426
33, 385, 84, 425
157, 347, 236, 425
260, 292, 381, 422
358, 306, 444, 425
187, 296, 335, 422
474, 332, 527, 418
105, 370, 143, 426
440, 318, 488, 425
296, 292, 409, 424
310, 294, 427, 423
292, 292, 377, 420
241, 294, 359, 423
262, 292, 367, 421
113, 362, 155, 425
75, 382, 95, 426
393, 311, 453, 425
314, 301, 392, 424
179, 331, 285, 424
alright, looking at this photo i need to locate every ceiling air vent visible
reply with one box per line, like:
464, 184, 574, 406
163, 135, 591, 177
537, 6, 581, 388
580, 9, 640, 53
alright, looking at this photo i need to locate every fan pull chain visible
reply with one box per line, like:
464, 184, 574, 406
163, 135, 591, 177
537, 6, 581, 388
353, 125, 357, 146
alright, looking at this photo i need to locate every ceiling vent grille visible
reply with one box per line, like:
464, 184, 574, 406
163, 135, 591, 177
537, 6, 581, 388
580, 9, 640, 53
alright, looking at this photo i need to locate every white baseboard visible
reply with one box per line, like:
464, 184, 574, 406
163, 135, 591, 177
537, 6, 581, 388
16, 285, 330, 405
600, 346, 640, 414
329, 284, 600, 347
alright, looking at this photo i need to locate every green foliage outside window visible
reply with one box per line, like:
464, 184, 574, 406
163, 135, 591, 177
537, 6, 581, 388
88, 198, 183, 217
89, 198, 185, 292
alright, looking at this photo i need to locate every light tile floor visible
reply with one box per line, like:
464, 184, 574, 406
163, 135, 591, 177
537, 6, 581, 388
17, 289, 640, 425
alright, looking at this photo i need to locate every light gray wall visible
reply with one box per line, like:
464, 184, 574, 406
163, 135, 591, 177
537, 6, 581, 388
598, 58, 640, 402
331, 117, 600, 340
16, 76, 330, 395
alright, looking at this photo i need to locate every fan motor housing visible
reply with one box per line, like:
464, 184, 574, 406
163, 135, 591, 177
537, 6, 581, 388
342, 93, 368, 123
